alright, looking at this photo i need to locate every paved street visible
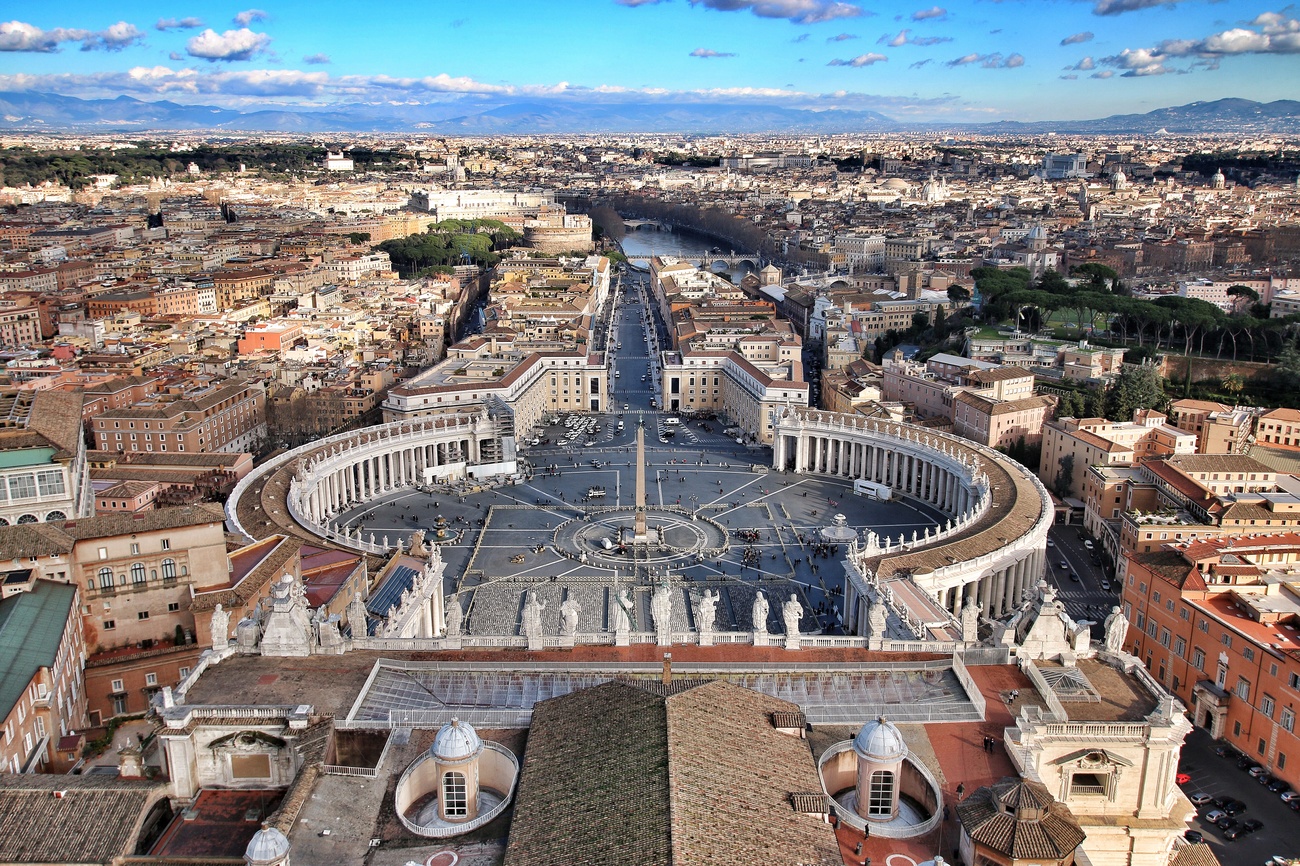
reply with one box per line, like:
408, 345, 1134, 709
1043, 523, 1120, 639
1180, 726, 1300, 863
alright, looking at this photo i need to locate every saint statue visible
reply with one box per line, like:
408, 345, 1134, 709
782, 593, 803, 637
210, 603, 230, 651
522, 590, 547, 639
409, 529, 427, 557
1103, 605, 1129, 654
961, 597, 981, 643
444, 594, 463, 637
752, 590, 769, 634
651, 582, 672, 633
612, 587, 633, 633
560, 597, 581, 636
696, 590, 718, 635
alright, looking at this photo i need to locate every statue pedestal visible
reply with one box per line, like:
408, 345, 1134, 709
442, 637, 463, 651
656, 628, 671, 647
784, 635, 801, 651
614, 628, 630, 647
559, 635, 576, 650
527, 634, 544, 652
698, 630, 714, 647
753, 630, 767, 646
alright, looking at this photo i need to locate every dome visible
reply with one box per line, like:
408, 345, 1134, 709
1026, 224, 1047, 240
852, 715, 908, 763
432, 718, 482, 762
881, 178, 911, 191
244, 824, 290, 865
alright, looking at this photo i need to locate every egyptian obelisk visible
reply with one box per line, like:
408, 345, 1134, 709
633, 419, 648, 542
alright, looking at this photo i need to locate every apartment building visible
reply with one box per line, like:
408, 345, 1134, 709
92, 380, 267, 455
1120, 533, 1300, 790
1167, 399, 1254, 455
1039, 411, 1196, 499
0, 580, 88, 773
1257, 408, 1300, 450
0, 389, 94, 524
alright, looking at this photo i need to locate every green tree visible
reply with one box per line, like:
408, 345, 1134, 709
1053, 453, 1075, 500
1105, 363, 1166, 421
1221, 372, 1244, 403
1226, 285, 1260, 315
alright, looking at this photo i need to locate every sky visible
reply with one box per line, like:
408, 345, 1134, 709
0, 0, 1298, 123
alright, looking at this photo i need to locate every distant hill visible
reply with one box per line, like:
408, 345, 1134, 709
1, 91, 1298, 135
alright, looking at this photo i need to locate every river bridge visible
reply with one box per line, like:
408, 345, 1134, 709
625, 253, 763, 271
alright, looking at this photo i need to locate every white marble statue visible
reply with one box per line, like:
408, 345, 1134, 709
521, 590, 547, 639
696, 590, 718, 635
868, 598, 888, 636
961, 597, 981, 643
560, 597, 581, 636
650, 582, 672, 633
752, 590, 769, 634
1103, 605, 1129, 654
210, 603, 230, 652
444, 594, 463, 637
782, 593, 802, 637
612, 587, 633, 633
409, 529, 427, 557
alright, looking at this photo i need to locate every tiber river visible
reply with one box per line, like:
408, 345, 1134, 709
618, 225, 757, 283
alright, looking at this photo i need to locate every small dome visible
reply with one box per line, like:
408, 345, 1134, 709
432, 718, 482, 762
1026, 224, 1047, 240
244, 824, 290, 865
853, 715, 908, 763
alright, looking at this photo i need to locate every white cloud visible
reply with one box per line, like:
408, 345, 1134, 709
690, 47, 736, 57
828, 52, 887, 66
1061, 31, 1093, 45
878, 27, 950, 46
1092, 0, 1191, 15
1091, 70, 1114, 78
157, 17, 204, 31
911, 6, 946, 20
0, 19, 143, 52
827, 32, 858, 41
1065, 55, 1095, 70
687, 0, 865, 24
1060, 73, 1078, 79
233, 9, 268, 27
1100, 12, 1300, 77
946, 51, 1022, 68
186, 27, 272, 62
303, 53, 330, 64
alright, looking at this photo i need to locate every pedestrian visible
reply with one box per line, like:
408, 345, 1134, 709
956, 782, 964, 798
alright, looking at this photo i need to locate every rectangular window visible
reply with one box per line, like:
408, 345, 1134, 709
1160, 628, 1170, 648
1237, 678, 1251, 700
167, 602, 179, 612
110, 679, 123, 692
1174, 637, 1186, 657
1234, 720, 1242, 736
1244, 646, 1255, 662
130, 543, 139, 555
1180, 607, 1190, 621
1193, 648, 1206, 670
178, 667, 190, 679
1290, 672, 1300, 690
1281, 753, 1288, 770
137, 611, 149, 620
1262, 695, 1275, 718
144, 673, 157, 686
36, 470, 65, 497
1198, 620, 1209, 633
1282, 708, 1295, 733
1222, 633, 1233, 648
7, 474, 36, 501
1259, 737, 1267, 755
103, 620, 114, 630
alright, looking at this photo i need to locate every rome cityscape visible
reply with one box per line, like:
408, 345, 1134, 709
2, 2, 1300, 866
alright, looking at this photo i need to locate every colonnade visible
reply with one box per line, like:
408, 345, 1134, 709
777, 432, 971, 515
304, 436, 476, 524
774, 409, 1052, 632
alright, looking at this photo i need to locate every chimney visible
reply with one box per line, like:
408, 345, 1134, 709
662, 653, 672, 686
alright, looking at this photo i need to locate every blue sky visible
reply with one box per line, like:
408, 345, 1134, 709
1, 0, 1297, 122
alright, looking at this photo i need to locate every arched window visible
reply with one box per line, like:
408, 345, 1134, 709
161, 559, 176, 579
16, 514, 37, 524
442, 771, 467, 817
868, 770, 894, 818
45, 510, 66, 522
131, 563, 146, 584
0, 518, 9, 526
98, 567, 113, 589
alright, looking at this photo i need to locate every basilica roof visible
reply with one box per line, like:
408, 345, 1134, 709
955, 777, 1085, 861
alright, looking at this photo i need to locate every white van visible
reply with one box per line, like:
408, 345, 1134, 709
663, 417, 680, 426
617, 421, 624, 431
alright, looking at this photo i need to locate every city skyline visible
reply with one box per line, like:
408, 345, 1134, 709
0, 0, 1297, 124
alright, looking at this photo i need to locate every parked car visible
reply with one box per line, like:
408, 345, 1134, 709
1280, 790, 1300, 803
1189, 792, 1215, 806
1258, 773, 1276, 786
1183, 829, 1204, 844
1204, 808, 1228, 824
1222, 799, 1248, 815
1214, 742, 1241, 759
1289, 797, 1300, 811
1058, 561, 1069, 569
1241, 819, 1264, 833
1220, 823, 1247, 840
1238, 756, 1261, 771
1100, 581, 1112, 591
1215, 814, 1238, 830
1249, 765, 1270, 778
1267, 778, 1291, 794
1069, 572, 1081, 582
1176, 772, 1192, 786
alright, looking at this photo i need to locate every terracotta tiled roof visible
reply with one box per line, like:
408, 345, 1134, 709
504, 679, 840, 866
0, 773, 166, 864
1169, 842, 1222, 866
955, 777, 1085, 861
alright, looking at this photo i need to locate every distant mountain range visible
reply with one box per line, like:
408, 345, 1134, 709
2, 92, 1299, 135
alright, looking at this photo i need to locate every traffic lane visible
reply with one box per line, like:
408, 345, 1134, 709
1180, 727, 1300, 862
1048, 527, 1108, 590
